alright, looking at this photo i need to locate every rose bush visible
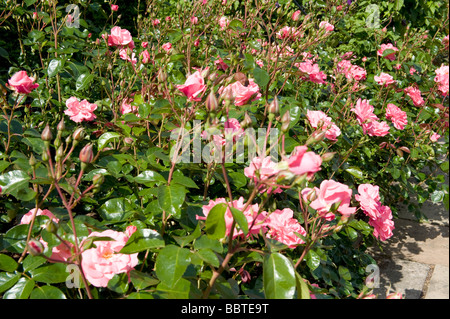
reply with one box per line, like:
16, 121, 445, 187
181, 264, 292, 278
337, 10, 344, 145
0, 0, 448, 300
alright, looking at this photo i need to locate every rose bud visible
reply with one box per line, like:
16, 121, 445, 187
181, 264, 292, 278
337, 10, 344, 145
321, 152, 336, 162
268, 96, 279, 115
45, 219, 59, 234
73, 127, 85, 142
205, 91, 218, 113
27, 239, 44, 256
41, 124, 53, 142
281, 110, 290, 132
57, 119, 65, 132
240, 112, 253, 129
79, 144, 94, 164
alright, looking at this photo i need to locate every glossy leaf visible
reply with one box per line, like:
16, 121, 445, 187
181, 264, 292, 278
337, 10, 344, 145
155, 245, 191, 288
119, 228, 165, 253
263, 252, 296, 299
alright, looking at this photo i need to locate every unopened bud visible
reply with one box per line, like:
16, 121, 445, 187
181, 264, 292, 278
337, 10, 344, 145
41, 124, 53, 142
396, 149, 404, 157
56, 145, 64, 161
29, 154, 37, 167
27, 239, 44, 256
157, 69, 167, 82
268, 96, 279, 115
205, 91, 218, 113
73, 127, 85, 142
57, 119, 65, 132
398, 146, 410, 154
306, 130, 326, 145
92, 173, 105, 186
79, 144, 94, 164
281, 111, 290, 132
321, 152, 336, 162
45, 219, 58, 234
240, 112, 253, 129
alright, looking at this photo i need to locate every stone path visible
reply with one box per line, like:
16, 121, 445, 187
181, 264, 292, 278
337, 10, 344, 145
369, 170, 449, 299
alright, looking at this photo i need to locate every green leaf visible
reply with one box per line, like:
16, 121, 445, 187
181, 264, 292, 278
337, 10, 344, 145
119, 228, 165, 254
431, 190, 444, 203
155, 245, 191, 288
76, 73, 94, 91
156, 278, 190, 299
306, 250, 320, 271
47, 59, 62, 77
3, 277, 35, 299
345, 167, 364, 179
129, 270, 159, 290
134, 170, 166, 184
205, 203, 227, 240
295, 272, 311, 299
229, 207, 248, 237
0, 254, 18, 272
22, 255, 47, 273
127, 292, 154, 299
107, 273, 129, 294
98, 132, 121, 151
253, 67, 270, 90
29, 263, 69, 284
157, 184, 186, 219
195, 249, 220, 268
263, 252, 296, 299
98, 197, 134, 223
30, 285, 66, 299
193, 235, 223, 253
0, 272, 21, 293
2, 224, 34, 253
0, 170, 30, 198
338, 266, 352, 281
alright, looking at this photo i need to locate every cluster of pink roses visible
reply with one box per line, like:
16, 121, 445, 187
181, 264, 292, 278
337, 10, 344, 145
385, 103, 408, 130
336, 59, 367, 82
374, 72, 396, 87
355, 184, 394, 241
198, 198, 307, 248
351, 99, 390, 136
21, 207, 140, 288
404, 86, 425, 107
306, 110, 341, 141
296, 60, 327, 84
434, 64, 449, 96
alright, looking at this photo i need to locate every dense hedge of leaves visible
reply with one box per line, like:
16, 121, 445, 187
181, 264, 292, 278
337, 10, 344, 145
0, 0, 448, 299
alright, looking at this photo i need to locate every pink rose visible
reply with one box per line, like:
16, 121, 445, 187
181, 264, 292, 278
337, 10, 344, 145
120, 98, 137, 115
244, 156, 282, 194
81, 229, 139, 287
140, 49, 151, 64
351, 98, 378, 133
21, 208, 59, 225
287, 145, 322, 177
108, 26, 133, 48
292, 10, 301, 21
21, 209, 74, 262
434, 65, 449, 96
265, 208, 306, 248
306, 110, 341, 141
152, 19, 160, 26
197, 197, 267, 239
349, 65, 367, 81
119, 48, 137, 64
8, 71, 39, 94
319, 21, 334, 32
64, 97, 97, 123
355, 184, 382, 220
309, 180, 357, 220
176, 70, 206, 101
276, 26, 301, 40
430, 132, 441, 142
385, 103, 407, 130
374, 72, 395, 86
409, 67, 417, 75
141, 42, 148, 48
161, 42, 172, 53
367, 120, 390, 137
369, 205, 394, 241
298, 60, 327, 84
214, 56, 229, 71
404, 86, 425, 106
377, 43, 399, 61
111, 4, 119, 11
191, 16, 198, 25
219, 78, 261, 106
219, 17, 230, 31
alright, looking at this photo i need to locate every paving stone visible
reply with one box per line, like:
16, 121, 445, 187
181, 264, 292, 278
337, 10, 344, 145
372, 258, 431, 299
425, 264, 450, 299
